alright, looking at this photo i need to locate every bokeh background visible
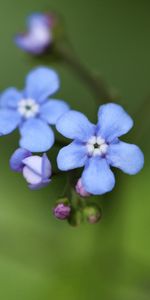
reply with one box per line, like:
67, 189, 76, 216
0, 0, 149, 299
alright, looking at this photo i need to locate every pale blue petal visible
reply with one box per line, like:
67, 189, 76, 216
0, 109, 21, 135
15, 34, 44, 54
97, 103, 133, 142
57, 141, 88, 171
56, 110, 95, 142
42, 153, 52, 178
107, 141, 144, 174
82, 157, 115, 195
40, 99, 70, 124
10, 148, 32, 172
20, 118, 54, 152
27, 13, 49, 28
22, 154, 51, 189
29, 179, 51, 190
0, 88, 22, 108
25, 67, 60, 102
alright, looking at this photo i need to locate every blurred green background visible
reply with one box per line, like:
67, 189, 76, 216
0, 0, 149, 299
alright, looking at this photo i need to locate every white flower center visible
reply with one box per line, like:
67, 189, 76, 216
17, 98, 40, 118
86, 136, 108, 156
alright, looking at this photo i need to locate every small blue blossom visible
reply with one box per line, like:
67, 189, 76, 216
56, 103, 144, 195
0, 67, 69, 152
15, 13, 56, 54
10, 148, 52, 189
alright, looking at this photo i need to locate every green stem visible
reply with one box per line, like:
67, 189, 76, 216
53, 42, 111, 104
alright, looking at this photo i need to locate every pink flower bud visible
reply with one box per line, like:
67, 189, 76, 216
53, 203, 71, 220
75, 178, 90, 197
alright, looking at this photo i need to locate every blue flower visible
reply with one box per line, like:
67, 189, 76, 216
56, 103, 144, 195
10, 148, 52, 189
15, 13, 56, 54
0, 67, 69, 152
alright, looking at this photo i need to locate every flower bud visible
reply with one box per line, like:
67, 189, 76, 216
10, 149, 52, 189
83, 204, 102, 224
15, 12, 61, 55
22, 153, 51, 189
53, 203, 71, 220
75, 178, 90, 197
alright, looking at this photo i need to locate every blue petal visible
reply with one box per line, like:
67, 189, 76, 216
41, 153, 52, 179
25, 67, 60, 103
56, 110, 95, 142
15, 34, 44, 54
20, 118, 54, 152
81, 157, 115, 195
22, 154, 51, 189
10, 148, 32, 172
97, 103, 133, 142
0, 88, 22, 108
27, 13, 48, 28
57, 141, 88, 171
107, 141, 144, 175
0, 109, 21, 135
29, 179, 51, 190
22, 155, 44, 176
40, 99, 70, 124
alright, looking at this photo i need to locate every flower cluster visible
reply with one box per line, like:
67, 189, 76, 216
0, 12, 145, 225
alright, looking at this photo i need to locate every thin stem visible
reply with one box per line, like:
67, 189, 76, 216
52, 171, 62, 176
53, 42, 111, 104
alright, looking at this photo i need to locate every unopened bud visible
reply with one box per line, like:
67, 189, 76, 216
22, 153, 51, 189
15, 12, 61, 55
83, 204, 102, 224
10, 149, 51, 190
75, 178, 90, 197
53, 203, 71, 220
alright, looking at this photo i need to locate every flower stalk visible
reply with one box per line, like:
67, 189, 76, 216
53, 42, 111, 104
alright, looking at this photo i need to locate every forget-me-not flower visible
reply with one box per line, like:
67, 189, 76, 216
15, 13, 56, 55
0, 67, 69, 152
56, 103, 144, 195
10, 148, 52, 189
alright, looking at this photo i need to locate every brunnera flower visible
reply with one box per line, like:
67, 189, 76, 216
0, 67, 69, 152
56, 103, 144, 195
15, 13, 57, 55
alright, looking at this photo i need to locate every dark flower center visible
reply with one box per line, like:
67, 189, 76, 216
25, 105, 32, 111
93, 143, 99, 149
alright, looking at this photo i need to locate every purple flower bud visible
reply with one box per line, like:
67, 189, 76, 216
75, 178, 91, 197
22, 153, 52, 189
53, 203, 71, 220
